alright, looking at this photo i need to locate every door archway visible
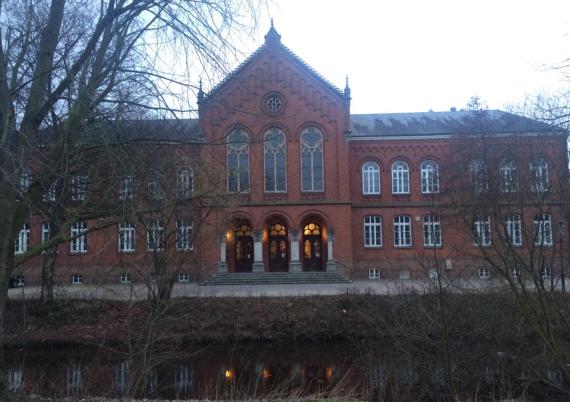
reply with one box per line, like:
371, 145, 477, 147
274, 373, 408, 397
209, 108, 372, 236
234, 223, 253, 273
268, 223, 289, 272
303, 222, 323, 271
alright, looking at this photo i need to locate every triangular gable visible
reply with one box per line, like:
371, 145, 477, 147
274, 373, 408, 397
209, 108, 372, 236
202, 25, 348, 105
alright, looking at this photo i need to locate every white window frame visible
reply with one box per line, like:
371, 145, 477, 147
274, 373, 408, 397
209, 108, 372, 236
175, 365, 192, 394
362, 161, 381, 195
147, 220, 164, 252
70, 221, 87, 253
533, 214, 553, 247
178, 272, 190, 282
541, 266, 552, 280
14, 224, 30, 255
369, 268, 381, 279
118, 222, 135, 252
19, 166, 32, 193
363, 216, 382, 247
473, 215, 491, 247
420, 160, 439, 194
7, 367, 23, 392
469, 159, 488, 193
499, 159, 518, 193
391, 161, 410, 194
505, 214, 523, 247
71, 274, 83, 285
400, 270, 411, 280
428, 269, 440, 280
115, 361, 130, 395
119, 175, 134, 200
479, 267, 491, 279
147, 171, 164, 200
531, 157, 549, 192
66, 364, 82, 394
71, 174, 88, 201
423, 214, 442, 247
177, 168, 193, 198
43, 180, 58, 202
176, 220, 193, 251
393, 215, 412, 247
120, 273, 131, 284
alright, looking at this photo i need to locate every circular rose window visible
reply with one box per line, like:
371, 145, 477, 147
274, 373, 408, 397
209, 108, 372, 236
263, 92, 286, 115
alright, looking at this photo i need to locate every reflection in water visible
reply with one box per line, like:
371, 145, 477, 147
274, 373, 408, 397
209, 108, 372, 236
4, 343, 568, 400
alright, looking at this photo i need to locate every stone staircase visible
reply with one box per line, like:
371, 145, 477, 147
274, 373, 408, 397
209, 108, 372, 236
200, 272, 352, 286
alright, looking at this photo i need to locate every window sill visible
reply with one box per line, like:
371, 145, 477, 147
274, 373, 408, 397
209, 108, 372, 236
394, 245, 413, 249
364, 245, 383, 249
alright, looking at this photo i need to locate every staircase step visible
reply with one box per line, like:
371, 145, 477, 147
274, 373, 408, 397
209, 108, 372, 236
200, 272, 351, 286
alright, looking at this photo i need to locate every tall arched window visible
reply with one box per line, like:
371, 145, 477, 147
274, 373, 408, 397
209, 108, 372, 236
531, 157, 549, 192
499, 159, 518, 193
264, 128, 286, 192
391, 161, 409, 194
300, 127, 324, 192
227, 129, 250, 192
362, 161, 380, 195
420, 160, 439, 194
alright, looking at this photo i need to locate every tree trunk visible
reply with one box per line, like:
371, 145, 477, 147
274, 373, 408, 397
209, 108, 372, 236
41, 248, 58, 305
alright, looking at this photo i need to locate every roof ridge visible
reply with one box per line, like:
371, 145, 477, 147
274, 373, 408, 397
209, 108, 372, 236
204, 41, 345, 102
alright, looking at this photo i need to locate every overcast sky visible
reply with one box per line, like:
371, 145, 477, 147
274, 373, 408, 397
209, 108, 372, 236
233, 0, 570, 114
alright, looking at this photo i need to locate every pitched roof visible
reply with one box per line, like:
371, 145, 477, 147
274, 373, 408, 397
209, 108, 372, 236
349, 110, 563, 138
203, 26, 346, 103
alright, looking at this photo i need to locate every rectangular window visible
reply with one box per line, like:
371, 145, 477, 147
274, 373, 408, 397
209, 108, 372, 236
400, 270, 411, 280
14, 224, 30, 255
43, 180, 58, 202
364, 216, 382, 247
175, 365, 192, 394
369, 268, 381, 279
115, 361, 130, 396
176, 220, 193, 251
7, 368, 23, 392
541, 267, 552, 280
120, 273, 131, 284
178, 272, 190, 282
423, 214, 442, 247
71, 174, 88, 201
428, 269, 439, 280
71, 274, 83, 285
147, 172, 164, 200
19, 166, 32, 193
473, 215, 491, 247
119, 175, 134, 200
505, 214, 523, 246
147, 220, 164, 251
66, 364, 82, 394
70, 221, 87, 253
118, 222, 135, 252
533, 214, 553, 247
479, 267, 491, 279
393, 215, 412, 247
177, 169, 193, 198
41, 222, 53, 243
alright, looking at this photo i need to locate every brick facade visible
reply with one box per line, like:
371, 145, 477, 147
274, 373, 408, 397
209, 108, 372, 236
12, 27, 568, 286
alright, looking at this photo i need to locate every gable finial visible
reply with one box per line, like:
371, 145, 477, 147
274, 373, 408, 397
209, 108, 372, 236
197, 78, 205, 105
344, 75, 351, 100
264, 19, 281, 45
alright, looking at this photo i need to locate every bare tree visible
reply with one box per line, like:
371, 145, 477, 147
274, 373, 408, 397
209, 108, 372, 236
0, 0, 264, 372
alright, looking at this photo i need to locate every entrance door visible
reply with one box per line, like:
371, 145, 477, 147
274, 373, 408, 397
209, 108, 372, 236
303, 223, 323, 271
234, 224, 253, 273
268, 223, 288, 272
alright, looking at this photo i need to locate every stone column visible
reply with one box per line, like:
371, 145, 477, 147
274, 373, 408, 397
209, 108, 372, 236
326, 229, 336, 272
252, 230, 265, 273
217, 233, 228, 273
290, 230, 301, 273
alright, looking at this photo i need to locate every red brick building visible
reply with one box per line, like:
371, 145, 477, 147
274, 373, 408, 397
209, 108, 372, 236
12, 26, 568, 286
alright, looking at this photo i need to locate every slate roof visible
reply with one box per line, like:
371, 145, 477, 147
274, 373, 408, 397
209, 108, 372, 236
349, 110, 563, 138
36, 119, 201, 145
